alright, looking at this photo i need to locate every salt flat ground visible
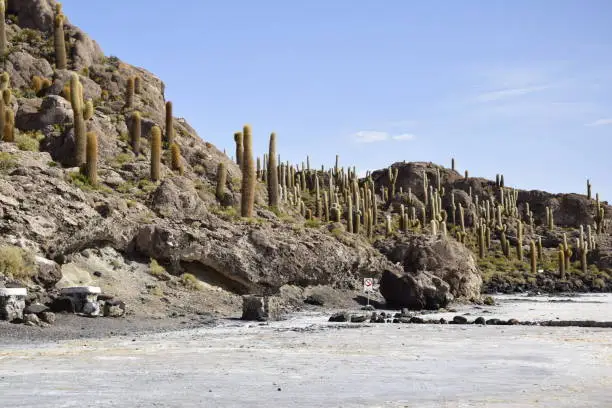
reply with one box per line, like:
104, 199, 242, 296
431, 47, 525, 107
1, 295, 612, 408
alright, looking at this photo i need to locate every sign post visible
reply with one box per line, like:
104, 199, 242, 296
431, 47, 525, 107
363, 278, 374, 307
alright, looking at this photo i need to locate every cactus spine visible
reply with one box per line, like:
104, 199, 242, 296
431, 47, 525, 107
54, 9, 67, 69
165, 101, 174, 145
84, 132, 98, 185
216, 162, 226, 202
130, 111, 141, 155
267, 132, 279, 209
70, 74, 86, 166
240, 125, 255, 218
150, 126, 161, 181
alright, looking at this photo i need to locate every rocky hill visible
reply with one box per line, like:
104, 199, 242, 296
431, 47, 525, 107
0, 0, 610, 323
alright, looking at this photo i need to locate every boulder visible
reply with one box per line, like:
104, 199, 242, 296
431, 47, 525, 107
375, 234, 482, 301
379, 269, 452, 310
7, 0, 55, 32
241, 295, 280, 321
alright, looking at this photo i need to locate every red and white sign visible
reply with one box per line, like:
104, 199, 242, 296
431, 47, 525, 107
363, 278, 374, 293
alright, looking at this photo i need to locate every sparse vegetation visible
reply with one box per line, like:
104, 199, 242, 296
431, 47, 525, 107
0, 245, 36, 282
180, 273, 201, 291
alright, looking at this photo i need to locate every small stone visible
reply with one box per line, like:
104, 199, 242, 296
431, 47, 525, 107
24, 313, 42, 327
507, 318, 520, 325
328, 312, 350, 322
486, 318, 502, 325
474, 317, 486, 325
40, 311, 56, 324
453, 315, 469, 324
410, 316, 424, 324
350, 314, 367, 323
93, 271, 103, 278
439, 318, 447, 324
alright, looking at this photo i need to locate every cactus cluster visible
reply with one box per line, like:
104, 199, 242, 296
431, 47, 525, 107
0, 0, 6, 57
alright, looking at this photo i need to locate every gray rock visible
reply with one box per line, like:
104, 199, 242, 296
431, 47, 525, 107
350, 314, 368, 323
379, 269, 452, 310
24, 303, 48, 314
24, 313, 42, 327
103, 300, 126, 318
241, 295, 280, 321
7, 0, 55, 32
328, 312, 350, 323
376, 234, 482, 301
40, 311, 56, 324
5, 52, 53, 89
474, 317, 486, 325
453, 316, 469, 324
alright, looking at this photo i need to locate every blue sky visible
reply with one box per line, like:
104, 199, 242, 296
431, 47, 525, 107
62, 1, 612, 200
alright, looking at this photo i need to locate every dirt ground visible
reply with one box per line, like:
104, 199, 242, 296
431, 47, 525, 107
1, 294, 611, 407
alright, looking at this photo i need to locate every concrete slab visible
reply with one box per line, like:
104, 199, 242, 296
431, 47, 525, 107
0, 288, 27, 297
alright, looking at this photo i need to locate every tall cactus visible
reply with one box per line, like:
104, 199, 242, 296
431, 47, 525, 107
170, 143, 183, 175
134, 76, 142, 94
558, 245, 566, 279
587, 179, 592, 200
165, 101, 174, 145
84, 132, 98, 185
516, 220, 523, 261
54, 11, 67, 69
125, 77, 135, 109
347, 196, 353, 233
0, 0, 6, 57
216, 162, 226, 202
234, 131, 243, 168
150, 126, 161, 181
267, 132, 279, 208
2, 108, 14, 142
530, 240, 537, 275
70, 74, 86, 166
130, 111, 141, 155
240, 125, 255, 218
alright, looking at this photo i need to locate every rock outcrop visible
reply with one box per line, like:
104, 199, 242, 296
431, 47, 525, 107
375, 234, 483, 302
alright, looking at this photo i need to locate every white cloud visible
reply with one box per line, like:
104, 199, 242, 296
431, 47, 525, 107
352, 131, 417, 144
392, 133, 416, 141
585, 118, 612, 127
474, 85, 550, 103
353, 131, 389, 143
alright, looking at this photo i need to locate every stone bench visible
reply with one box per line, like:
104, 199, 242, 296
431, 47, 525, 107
0, 288, 27, 321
